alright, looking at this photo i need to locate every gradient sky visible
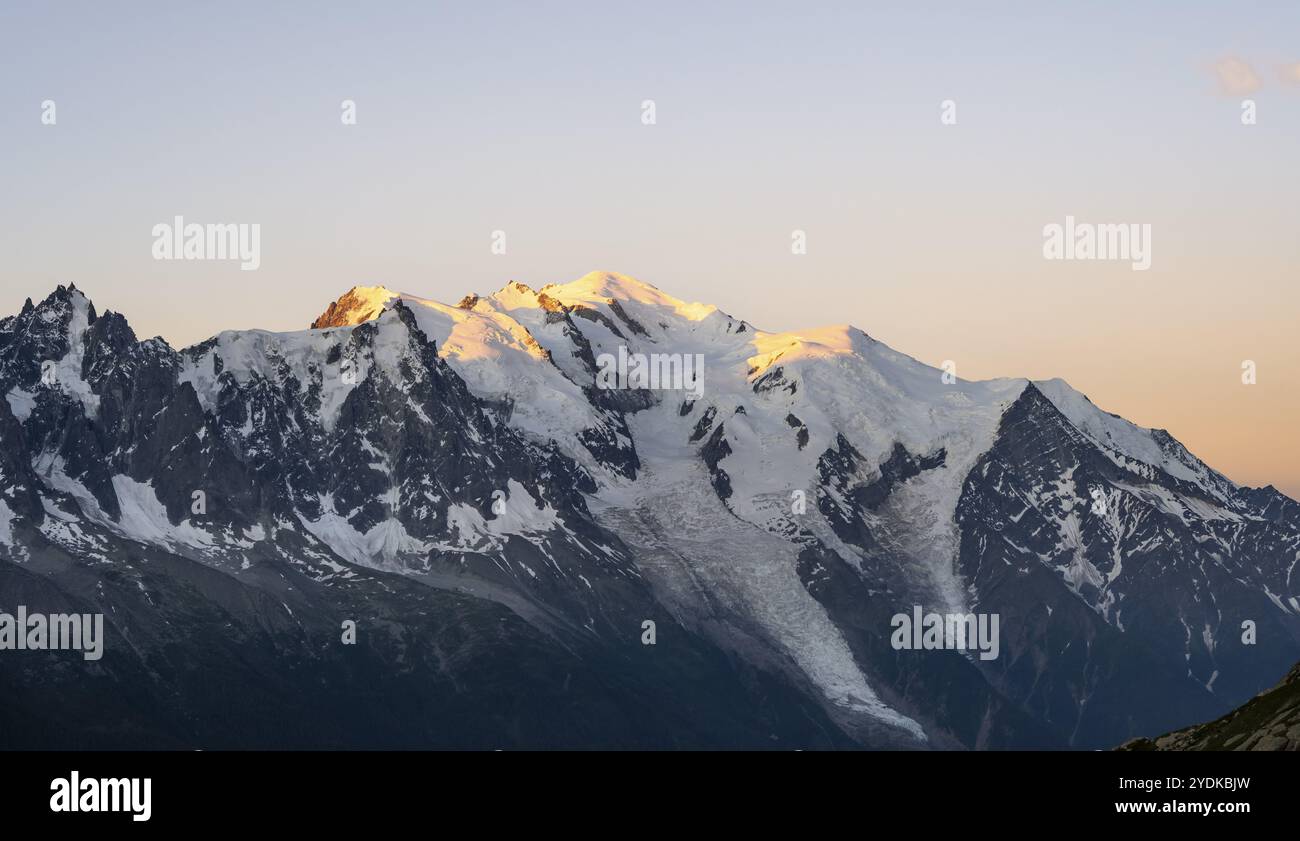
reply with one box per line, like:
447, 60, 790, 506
2, 1, 1298, 495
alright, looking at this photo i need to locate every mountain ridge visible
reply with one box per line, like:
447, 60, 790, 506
2, 273, 1298, 749
1119, 660, 1300, 751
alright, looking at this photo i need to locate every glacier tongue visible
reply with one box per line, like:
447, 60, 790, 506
592, 452, 927, 741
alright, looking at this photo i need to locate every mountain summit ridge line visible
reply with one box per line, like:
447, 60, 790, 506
1, 272, 1297, 749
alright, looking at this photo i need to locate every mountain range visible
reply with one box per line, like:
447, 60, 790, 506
2, 272, 1298, 749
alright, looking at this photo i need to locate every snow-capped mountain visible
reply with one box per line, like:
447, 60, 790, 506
2, 273, 1298, 749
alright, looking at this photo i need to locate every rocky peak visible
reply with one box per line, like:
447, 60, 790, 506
311, 286, 398, 329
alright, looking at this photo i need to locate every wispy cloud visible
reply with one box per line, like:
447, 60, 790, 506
1279, 62, 1300, 86
1213, 56, 1262, 95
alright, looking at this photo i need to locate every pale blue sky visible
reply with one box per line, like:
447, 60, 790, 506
2, 1, 1298, 492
